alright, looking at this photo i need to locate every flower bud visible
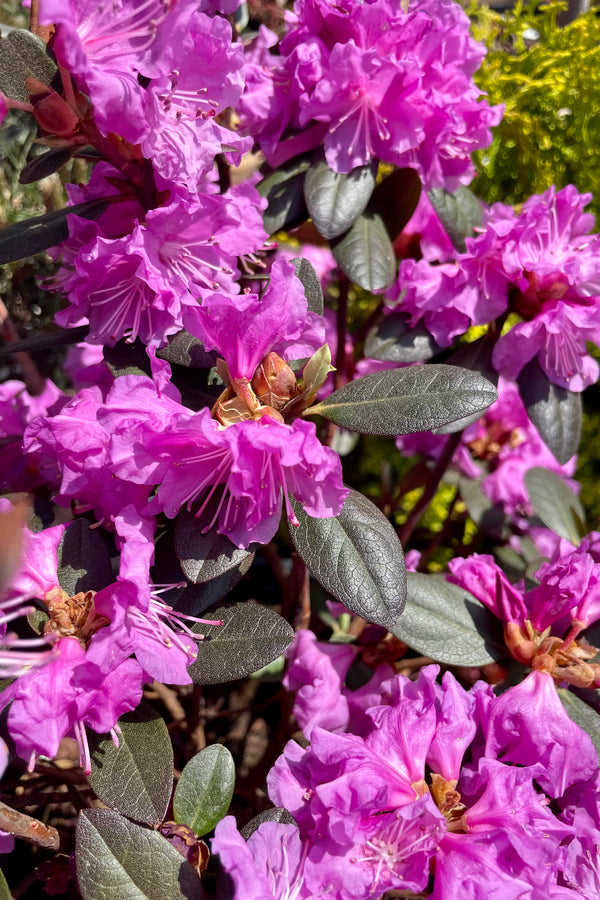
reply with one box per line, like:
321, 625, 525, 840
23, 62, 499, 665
251, 352, 297, 411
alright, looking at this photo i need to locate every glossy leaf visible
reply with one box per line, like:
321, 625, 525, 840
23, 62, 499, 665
57, 518, 113, 596
258, 157, 311, 234
558, 689, 600, 762
187, 601, 294, 684
289, 489, 406, 627
364, 314, 439, 363
427, 185, 482, 253
0, 198, 108, 265
307, 365, 497, 435
370, 167, 422, 242
88, 704, 174, 825
518, 358, 582, 465
0, 29, 57, 102
175, 507, 254, 584
391, 573, 505, 666
303, 155, 377, 239
174, 745, 235, 837
291, 257, 324, 317
331, 211, 396, 291
524, 467, 585, 545
76, 809, 203, 900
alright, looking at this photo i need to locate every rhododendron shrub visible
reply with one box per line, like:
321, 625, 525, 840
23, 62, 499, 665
0, 0, 598, 897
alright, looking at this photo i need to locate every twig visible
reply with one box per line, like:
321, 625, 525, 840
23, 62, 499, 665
0, 800, 60, 849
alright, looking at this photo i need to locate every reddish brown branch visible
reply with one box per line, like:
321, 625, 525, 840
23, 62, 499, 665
0, 800, 60, 849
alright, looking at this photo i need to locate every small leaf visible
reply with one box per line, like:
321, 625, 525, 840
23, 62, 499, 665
156, 331, 217, 369
258, 157, 311, 235
169, 557, 254, 618
370, 168, 422, 242
0, 198, 108, 265
174, 745, 235, 837
518, 358, 581, 465
331, 210, 396, 291
445, 333, 499, 388
458, 475, 508, 537
19, 146, 77, 184
289, 489, 406, 628
0, 324, 90, 360
364, 314, 439, 363
303, 155, 377, 239
174, 506, 254, 584
0, 29, 57, 102
87, 704, 174, 825
76, 809, 203, 900
524, 467, 585, 545
290, 257, 324, 317
558, 689, 600, 762
240, 808, 296, 839
103, 338, 152, 378
427, 186, 482, 253
307, 365, 497, 435
187, 602, 294, 684
391, 573, 505, 666
57, 518, 113, 595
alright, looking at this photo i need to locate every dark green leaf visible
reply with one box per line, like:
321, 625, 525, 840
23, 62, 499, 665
0, 198, 108, 265
76, 809, 204, 900
458, 475, 508, 537
103, 338, 152, 378
558, 689, 600, 762
331, 210, 396, 291
240, 808, 296, 839
174, 506, 254, 584
289, 489, 406, 627
169, 557, 254, 617
57, 518, 113, 595
173, 745, 235, 837
364, 314, 439, 363
258, 157, 311, 234
391, 573, 505, 666
303, 155, 377, 239
187, 601, 294, 684
445, 333, 499, 388
0, 324, 90, 360
0, 30, 57, 102
427, 186, 482, 252
524, 467, 585, 544
518, 358, 581, 465
370, 168, 422, 242
156, 331, 217, 369
0, 868, 10, 900
291, 257, 324, 317
88, 704, 174, 825
307, 365, 497, 435
19, 146, 77, 184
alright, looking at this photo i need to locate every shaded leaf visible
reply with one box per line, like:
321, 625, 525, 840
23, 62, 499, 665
558, 689, 600, 762
391, 573, 505, 666
0, 198, 108, 265
88, 704, 174, 825
331, 210, 396, 291
307, 365, 497, 435
57, 518, 113, 595
169, 557, 254, 618
174, 506, 255, 584
370, 167, 422, 242
518, 358, 581, 465
76, 809, 203, 900
19, 146, 77, 184
364, 314, 439, 363
291, 257, 324, 317
0, 324, 90, 360
0, 29, 57, 102
458, 475, 508, 537
103, 338, 152, 379
289, 489, 406, 628
258, 156, 311, 234
427, 186, 482, 253
174, 745, 235, 837
0, 868, 10, 900
188, 602, 294, 684
303, 155, 377, 239
240, 808, 296, 840
524, 467, 585, 545
156, 331, 217, 369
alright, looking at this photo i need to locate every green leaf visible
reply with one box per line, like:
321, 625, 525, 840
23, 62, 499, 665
391, 573, 506, 666
290, 257, 324, 317
0, 324, 90, 360
458, 475, 508, 538
370, 168, 422, 242
240, 808, 296, 839
88, 704, 174, 825
57, 518, 113, 595
307, 365, 497, 435
0, 868, 11, 900
173, 745, 235, 837
289, 489, 406, 628
257, 156, 311, 234
187, 601, 294, 684
168, 557, 254, 618
0, 198, 108, 265
0, 29, 57, 102
76, 809, 204, 900
156, 331, 217, 369
19, 146, 78, 184
331, 210, 396, 291
558, 689, 600, 762
174, 507, 254, 584
364, 315, 439, 363
524, 467, 585, 544
303, 155, 377, 239
427, 186, 482, 253
518, 358, 581, 465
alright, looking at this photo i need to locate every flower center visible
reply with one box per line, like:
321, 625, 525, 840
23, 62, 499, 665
43, 587, 109, 645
